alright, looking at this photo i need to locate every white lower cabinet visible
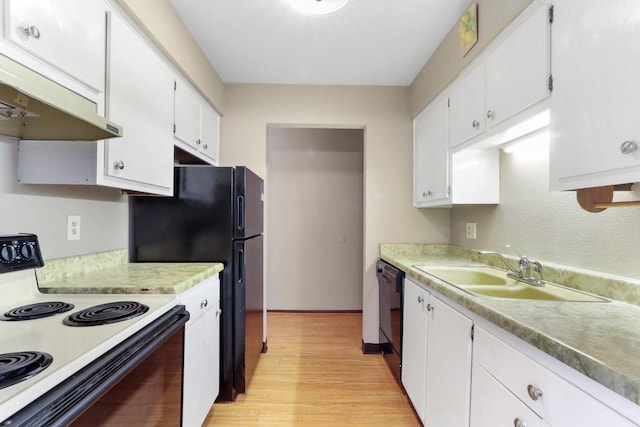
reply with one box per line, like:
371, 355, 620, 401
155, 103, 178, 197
424, 295, 473, 427
182, 276, 221, 427
402, 277, 473, 426
472, 326, 637, 427
402, 278, 429, 421
471, 363, 549, 427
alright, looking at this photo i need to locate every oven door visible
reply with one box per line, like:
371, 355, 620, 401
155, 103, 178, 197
1, 306, 189, 427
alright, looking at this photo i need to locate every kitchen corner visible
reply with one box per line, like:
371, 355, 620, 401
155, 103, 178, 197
380, 243, 640, 421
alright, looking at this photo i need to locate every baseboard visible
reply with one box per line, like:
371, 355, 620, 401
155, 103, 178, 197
361, 340, 382, 355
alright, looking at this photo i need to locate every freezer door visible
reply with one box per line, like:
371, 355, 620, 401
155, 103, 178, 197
233, 234, 264, 393
234, 167, 263, 239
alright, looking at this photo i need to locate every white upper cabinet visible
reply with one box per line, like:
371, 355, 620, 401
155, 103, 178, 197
414, 92, 499, 208
485, 1, 551, 129
174, 76, 220, 165
549, 0, 640, 190
448, 0, 551, 150
101, 7, 174, 194
4, 0, 106, 94
414, 93, 450, 207
449, 64, 487, 148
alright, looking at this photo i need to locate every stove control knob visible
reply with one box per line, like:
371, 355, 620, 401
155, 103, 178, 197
1, 245, 17, 263
20, 243, 35, 259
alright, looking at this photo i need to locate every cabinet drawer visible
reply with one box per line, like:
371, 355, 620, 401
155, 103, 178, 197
474, 327, 636, 427
181, 277, 219, 326
471, 362, 548, 427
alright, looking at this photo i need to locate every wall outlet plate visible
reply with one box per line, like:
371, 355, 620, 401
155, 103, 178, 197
67, 215, 81, 240
466, 222, 477, 239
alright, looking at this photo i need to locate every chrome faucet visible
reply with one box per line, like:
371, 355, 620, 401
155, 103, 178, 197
478, 249, 544, 286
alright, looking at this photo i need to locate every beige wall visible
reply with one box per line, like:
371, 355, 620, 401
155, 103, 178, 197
451, 136, 640, 280
409, 0, 533, 117
0, 137, 128, 260
115, 0, 226, 112
221, 84, 450, 343
267, 128, 364, 310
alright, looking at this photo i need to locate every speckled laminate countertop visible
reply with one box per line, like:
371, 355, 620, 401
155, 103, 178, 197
35, 250, 224, 295
380, 244, 640, 407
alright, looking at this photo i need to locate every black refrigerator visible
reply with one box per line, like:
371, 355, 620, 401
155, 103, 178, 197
128, 165, 265, 402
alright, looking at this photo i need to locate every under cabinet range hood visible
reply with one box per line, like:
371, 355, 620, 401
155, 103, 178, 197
0, 54, 122, 141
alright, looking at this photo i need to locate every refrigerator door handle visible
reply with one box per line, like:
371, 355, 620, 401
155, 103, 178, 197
237, 249, 245, 284
237, 195, 245, 231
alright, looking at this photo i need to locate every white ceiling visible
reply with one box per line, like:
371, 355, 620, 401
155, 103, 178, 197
168, 0, 471, 86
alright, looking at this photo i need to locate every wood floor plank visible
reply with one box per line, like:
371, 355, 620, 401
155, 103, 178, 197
204, 312, 420, 427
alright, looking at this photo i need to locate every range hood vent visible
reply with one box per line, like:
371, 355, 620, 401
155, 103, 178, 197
0, 53, 122, 141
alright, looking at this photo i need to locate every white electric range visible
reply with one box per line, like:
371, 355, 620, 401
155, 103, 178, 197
0, 234, 184, 425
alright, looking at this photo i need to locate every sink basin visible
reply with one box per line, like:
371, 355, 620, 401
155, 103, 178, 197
412, 266, 509, 286
413, 265, 608, 302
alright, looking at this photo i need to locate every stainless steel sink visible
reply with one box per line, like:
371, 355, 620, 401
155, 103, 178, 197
412, 266, 608, 302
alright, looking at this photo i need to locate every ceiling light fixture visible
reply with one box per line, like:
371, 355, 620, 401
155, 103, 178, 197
287, 0, 350, 16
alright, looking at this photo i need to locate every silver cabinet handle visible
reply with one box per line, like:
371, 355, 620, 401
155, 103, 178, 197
417, 295, 423, 303
514, 418, 527, 427
23, 25, 40, 39
196, 138, 201, 145
472, 119, 480, 129
486, 110, 496, 120
527, 384, 543, 401
426, 303, 434, 312
620, 140, 638, 154
200, 299, 208, 309
422, 190, 433, 197
114, 160, 125, 170
203, 144, 208, 149
216, 308, 221, 317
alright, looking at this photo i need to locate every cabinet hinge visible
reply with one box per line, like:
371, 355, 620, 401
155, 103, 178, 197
174, 81, 177, 91
470, 325, 475, 341
447, 97, 450, 107
548, 5, 554, 23
173, 124, 176, 134
548, 75, 554, 92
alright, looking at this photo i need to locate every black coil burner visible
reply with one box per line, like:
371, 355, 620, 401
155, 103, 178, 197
63, 301, 149, 327
0, 302, 75, 321
0, 351, 53, 390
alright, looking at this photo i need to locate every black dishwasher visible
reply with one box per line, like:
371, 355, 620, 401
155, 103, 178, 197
377, 259, 404, 385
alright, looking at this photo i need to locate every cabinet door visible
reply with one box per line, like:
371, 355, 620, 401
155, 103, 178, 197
549, 0, 640, 190
5, 0, 106, 91
104, 9, 174, 195
401, 279, 429, 422
486, 2, 550, 127
425, 296, 473, 427
174, 77, 201, 149
414, 95, 450, 206
449, 64, 487, 148
471, 363, 549, 427
183, 304, 219, 425
199, 101, 220, 164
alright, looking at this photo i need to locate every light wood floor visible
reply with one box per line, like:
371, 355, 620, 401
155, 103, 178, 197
204, 312, 420, 426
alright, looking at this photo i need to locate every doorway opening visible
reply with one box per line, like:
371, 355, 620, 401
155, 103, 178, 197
266, 126, 364, 311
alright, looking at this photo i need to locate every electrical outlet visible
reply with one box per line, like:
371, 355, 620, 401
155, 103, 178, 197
465, 222, 477, 239
67, 215, 81, 240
